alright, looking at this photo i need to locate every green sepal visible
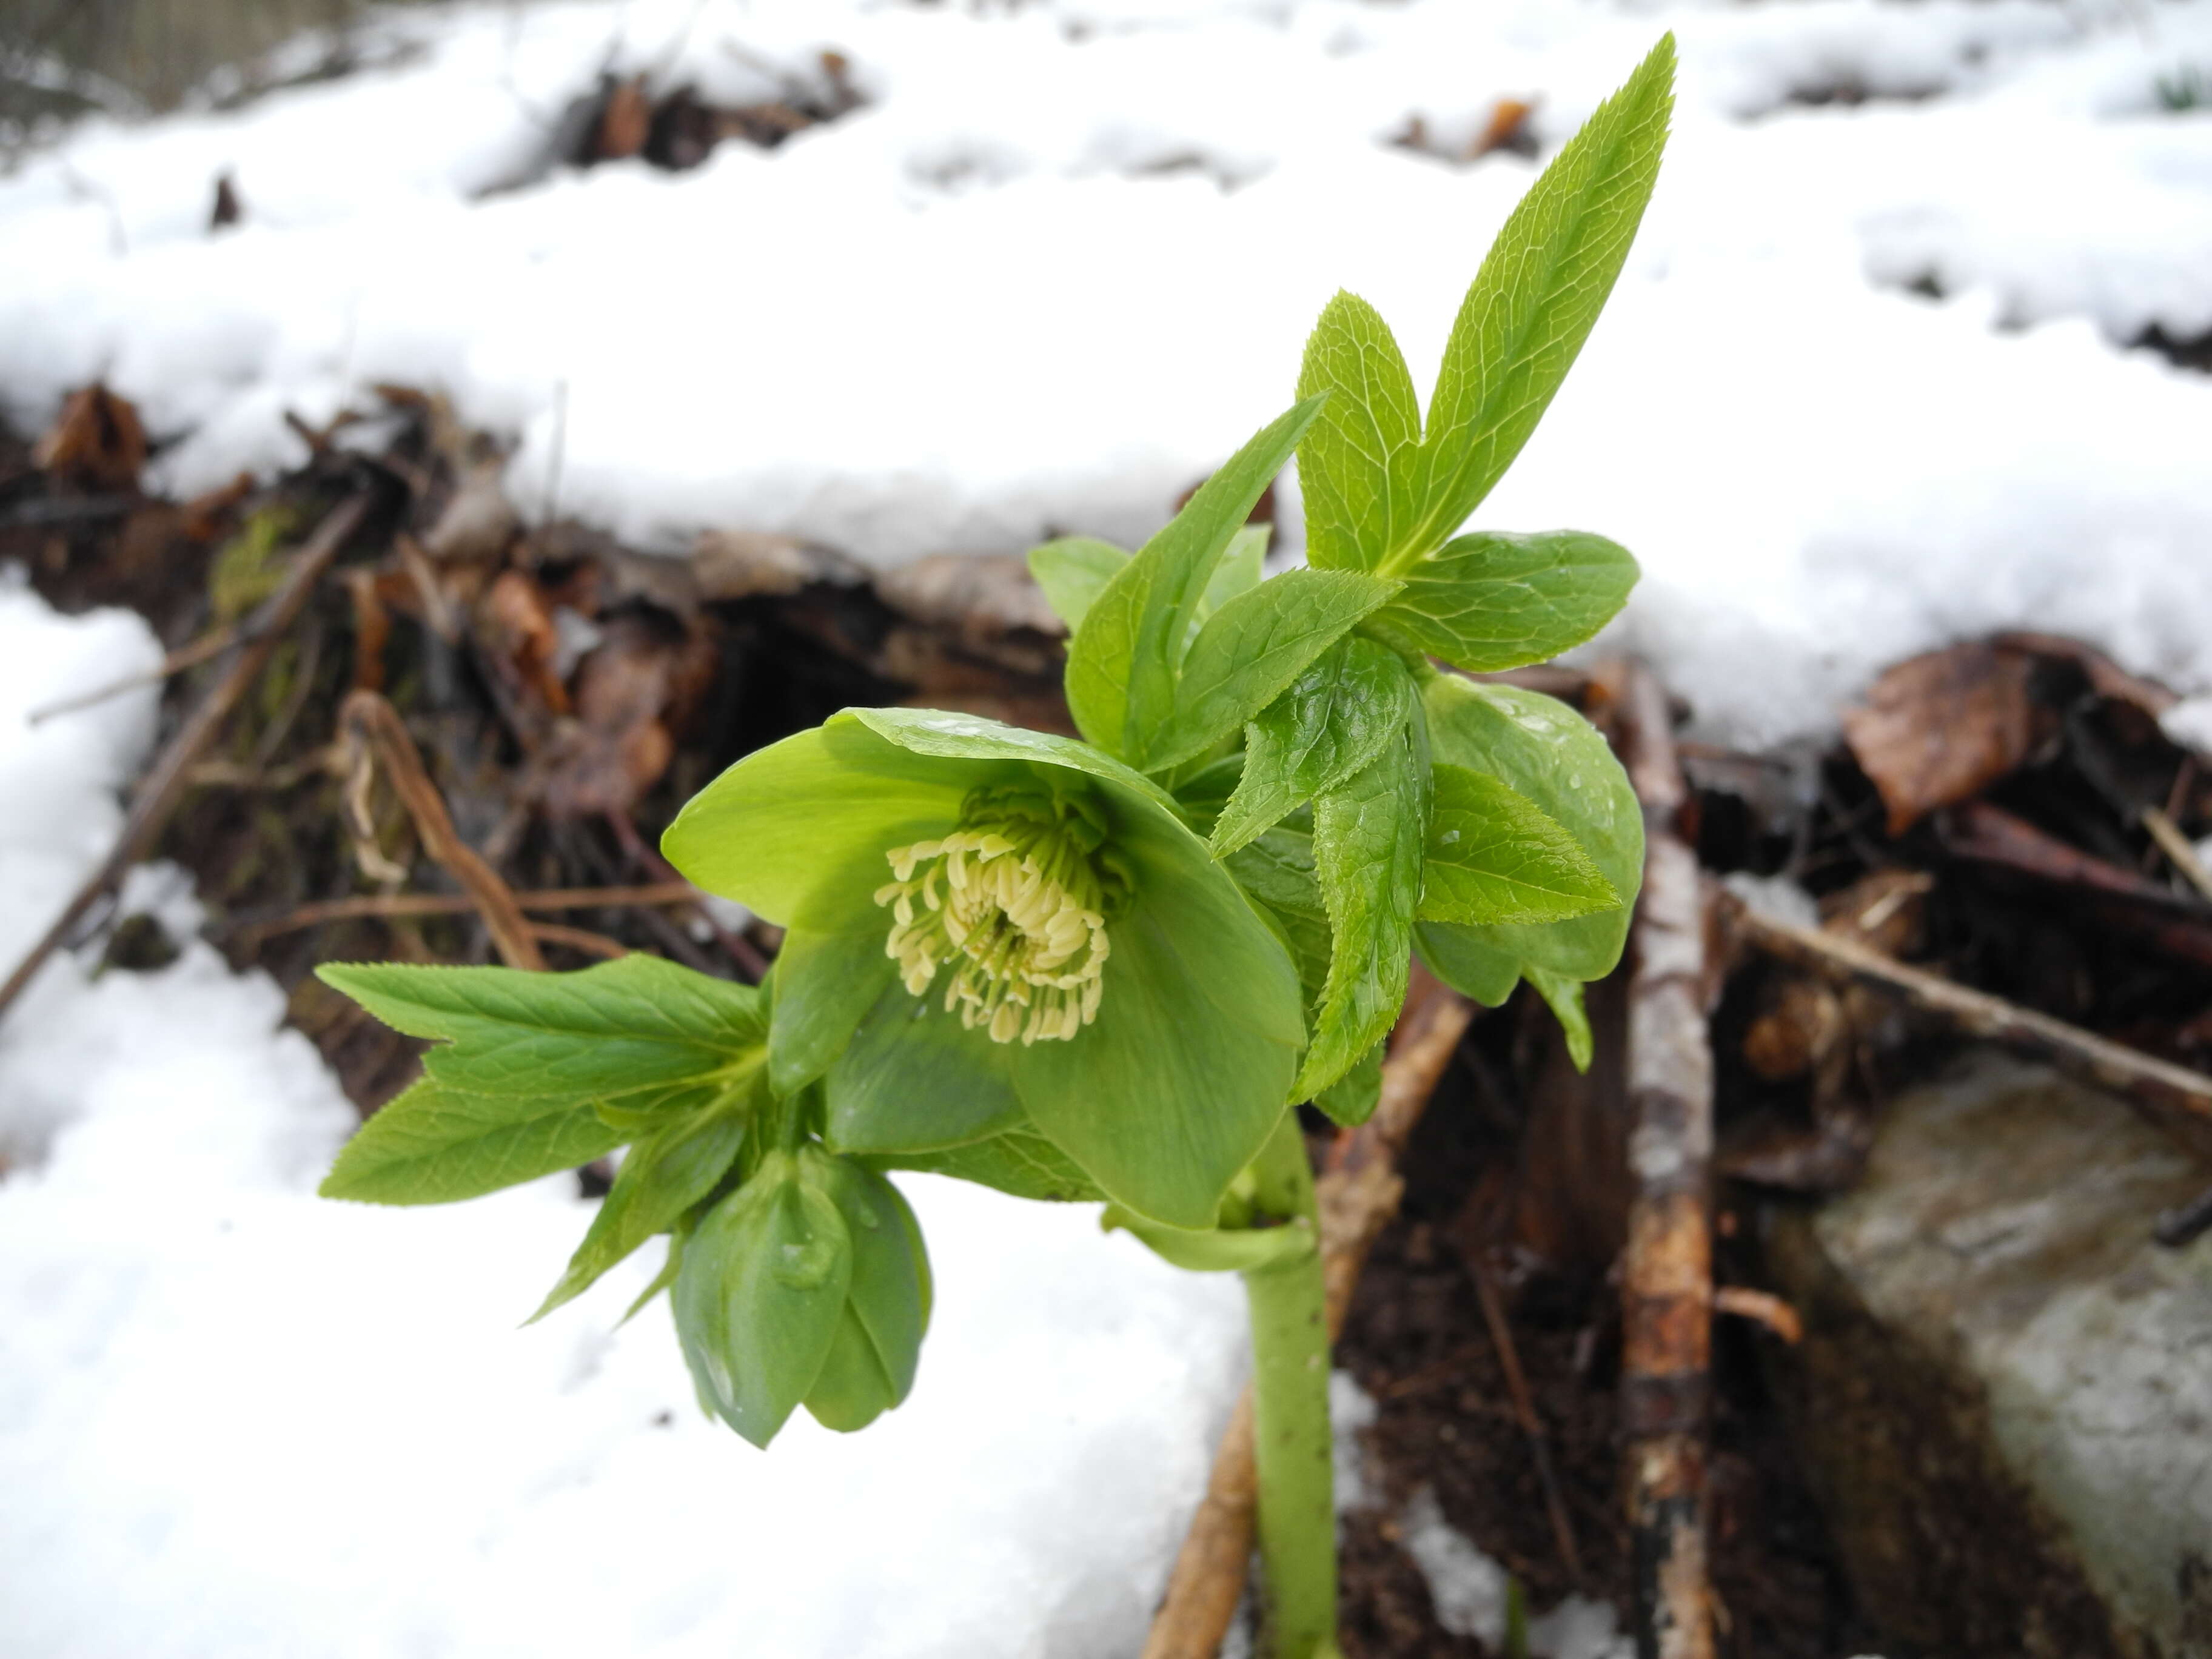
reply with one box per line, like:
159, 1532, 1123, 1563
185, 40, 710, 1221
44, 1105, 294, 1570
319, 1079, 626, 1206
529, 1079, 757, 1322
1376, 530, 1640, 672
803, 1306, 902, 1433
1418, 763, 1620, 926
1102, 1206, 1318, 1274
824, 973, 1026, 1153
811, 1155, 930, 1404
863, 1125, 1105, 1204
674, 1147, 853, 1449
1210, 634, 1413, 857
675, 708, 1302, 1230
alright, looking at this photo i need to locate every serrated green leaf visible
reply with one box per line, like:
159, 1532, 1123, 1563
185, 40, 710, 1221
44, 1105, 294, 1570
1028, 536, 1129, 631
1416, 674, 1643, 997
1065, 397, 1327, 764
1211, 635, 1414, 857
1525, 965, 1595, 1071
320, 1079, 626, 1206
1418, 763, 1619, 926
317, 956, 768, 1101
1313, 1039, 1385, 1128
1378, 530, 1639, 672
1170, 752, 1247, 839
1297, 290, 1424, 574
1401, 36, 1674, 564
1224, 823, 1326, 920
1197, 524, 1269, 624
864, 1125, 1105, 1203
1148, 568, 1398, 771
1411, 923, 1522, 1007
1295, 725, 1426, 1100
675, 1150, 853, 1449
531, 1083, 757, 1322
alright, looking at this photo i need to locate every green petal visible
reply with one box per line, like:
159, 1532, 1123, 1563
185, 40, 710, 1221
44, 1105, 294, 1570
660, 715, 969, 925
769, 922, 902, 1098
851, 706, 1183, 817
823, 975, 1025, 1153
1010, 799, 1304, 1229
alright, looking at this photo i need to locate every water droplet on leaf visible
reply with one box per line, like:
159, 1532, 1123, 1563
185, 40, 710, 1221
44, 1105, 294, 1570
774, 1236, 840, 1289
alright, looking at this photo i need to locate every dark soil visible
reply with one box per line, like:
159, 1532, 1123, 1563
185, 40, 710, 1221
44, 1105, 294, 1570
1332, 1000, 1887, 1659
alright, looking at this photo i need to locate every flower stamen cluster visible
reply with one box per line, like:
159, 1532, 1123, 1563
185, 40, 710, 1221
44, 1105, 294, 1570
875, 783, 1125, 1045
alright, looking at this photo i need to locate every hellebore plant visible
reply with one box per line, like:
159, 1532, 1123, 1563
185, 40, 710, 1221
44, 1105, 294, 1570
317, 38, 1673, 1658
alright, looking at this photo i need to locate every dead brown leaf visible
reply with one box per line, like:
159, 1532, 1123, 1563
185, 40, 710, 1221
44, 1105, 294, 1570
1842, 640, 2054, 834
34, 385, 147, 494
476, 569, 571, 717
595, 76, 652, 162
539, 615, 715, 818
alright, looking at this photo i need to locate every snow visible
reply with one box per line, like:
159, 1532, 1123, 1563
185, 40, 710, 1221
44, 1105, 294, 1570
2, 0, 2211, 1651
0, 0, 2208, 740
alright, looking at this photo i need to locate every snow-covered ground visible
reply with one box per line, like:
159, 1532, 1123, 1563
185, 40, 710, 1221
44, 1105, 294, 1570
3, 0, 2210, 742
2, 1, 2210, 1654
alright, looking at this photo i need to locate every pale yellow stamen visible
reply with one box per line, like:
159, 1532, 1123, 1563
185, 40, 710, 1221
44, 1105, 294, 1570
876, 790, 1118, 1046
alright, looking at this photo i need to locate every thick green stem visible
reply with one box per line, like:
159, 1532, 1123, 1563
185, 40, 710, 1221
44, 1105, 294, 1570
1239, 1111, 1341, 1659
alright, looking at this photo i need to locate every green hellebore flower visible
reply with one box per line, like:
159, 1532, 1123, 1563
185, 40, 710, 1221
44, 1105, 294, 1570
662, 707, 1306, 1230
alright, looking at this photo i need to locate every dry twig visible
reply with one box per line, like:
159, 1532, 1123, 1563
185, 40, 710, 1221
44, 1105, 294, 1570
1610, 659, 1718, 1659
2143, 805, 2212, 908
225, 881, 701, 948
0, 491, 375, 1027
1142, 974, 1475, 1659
528, 921, 630, 960
1469, 1259, 1584, 1581
1723, 897, 2212, 1153
27, 623, 241, 725
339, 689, 545, 971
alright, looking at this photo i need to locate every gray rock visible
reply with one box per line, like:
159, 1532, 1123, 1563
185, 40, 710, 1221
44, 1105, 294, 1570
1765, 1050, 2212, 1658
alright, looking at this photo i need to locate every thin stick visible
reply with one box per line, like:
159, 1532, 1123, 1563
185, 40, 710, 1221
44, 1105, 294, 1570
27, 623, 240, 724
529, 921, 630, 960
340, 689, 545, 971
1712, 1287, 1803, 1345
2143, 805, 2212, 907
1724, 898, 2212, 1149
224, 881, 702, 948
1612, 659, 1718, 1659
1469, 1261, 1584, 1583
1142, 978, 1475, 1659
0, 492, 374, 1027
